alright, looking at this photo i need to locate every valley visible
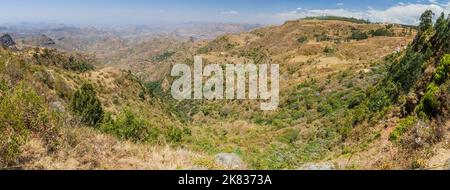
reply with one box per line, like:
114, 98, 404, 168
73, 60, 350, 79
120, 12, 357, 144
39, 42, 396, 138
1, 15, 449, 170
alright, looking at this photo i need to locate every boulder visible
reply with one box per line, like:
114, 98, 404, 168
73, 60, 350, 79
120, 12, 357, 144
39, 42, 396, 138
299, 162, 335, 170
215, 153, 245, 169
50, 101, 66, 113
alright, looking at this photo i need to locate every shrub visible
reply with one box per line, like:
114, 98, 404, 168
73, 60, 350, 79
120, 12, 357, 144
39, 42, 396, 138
101, 110, 160, 143
324, 46, 335, 55
347, 91, 366, 109
33, 49, 93, 72
416, 83, 441, 118
4, 59, 25, 84
63, 57, 94, 72
138, 91, 146, 100
389, 48, 426, 91
34, 70, 55, 89
55, 78, 72, 100
368, 88, 390, 112
165, 125, 185, 144
316, 34, 331, 42
196, 46, 212, 54
70, 83, 104, 127
389, 116, 416, 141
434, 54, 450, 85
277, 128, 300, 144
145, 81, 164, 97
152, 51, 175, 62
370, 28, 394, 37
350, 30, 369, 41
0, 80, 8, 93
297, 36, 308, 44
303, 16, 370, 24
101, 109, 190, 144
0, 84, 58, 167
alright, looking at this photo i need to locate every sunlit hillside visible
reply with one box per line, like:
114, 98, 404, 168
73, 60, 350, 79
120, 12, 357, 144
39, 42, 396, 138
1, 12, 449, 170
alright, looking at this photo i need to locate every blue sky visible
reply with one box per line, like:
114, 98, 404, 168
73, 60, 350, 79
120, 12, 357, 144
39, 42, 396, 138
0, 0, 449, 25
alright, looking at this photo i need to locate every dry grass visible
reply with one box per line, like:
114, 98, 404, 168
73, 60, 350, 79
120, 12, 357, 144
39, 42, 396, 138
19, 127, 214, 170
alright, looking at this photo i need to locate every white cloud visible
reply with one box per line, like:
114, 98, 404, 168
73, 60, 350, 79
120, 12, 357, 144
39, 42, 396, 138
429, 0, 437, 4
275, 2, 450, 25
337, 3, 344, 6
220, 10, 239, 15
367, 3, 446, 24
276, 8, 365, 20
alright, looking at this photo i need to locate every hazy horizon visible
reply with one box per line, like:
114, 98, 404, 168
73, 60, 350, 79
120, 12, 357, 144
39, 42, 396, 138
1, 0, 450, 26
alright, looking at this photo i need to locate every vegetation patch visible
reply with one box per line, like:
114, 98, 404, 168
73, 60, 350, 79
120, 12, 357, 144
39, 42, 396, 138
70, 83, 104, 127
389, 116, 416, 141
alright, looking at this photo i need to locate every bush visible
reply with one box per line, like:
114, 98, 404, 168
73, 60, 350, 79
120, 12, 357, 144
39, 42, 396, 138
70, 83, 104, 127
63, 56, 94, 72
370, 28, 394, 37
101, 110, 160, 143
389, 116, 416, 141
368, 88, 390, 112
0, 83, 58, 167
33, 49, 94, 72
145, 81, 163, 97
304, 16, 370, 24
297, 36, 308, 44
434, 54, 450, 85
389, 48, 426, 91
323, 46, 335, 54
277, 128, 300, 144
316, 34, 331, 42
347, 91, 366, 109
350, 30, 369, 41
4, 59, 25, 84
152, 51, 175, 62
416, 83, 441, 118
165, 125, 185, 144
101, 110, 190, 144
55, 78, 72, 100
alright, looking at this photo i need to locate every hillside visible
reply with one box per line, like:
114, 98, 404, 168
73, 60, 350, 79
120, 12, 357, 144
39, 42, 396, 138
1, 14, 449, 170
0, 45, 215, 169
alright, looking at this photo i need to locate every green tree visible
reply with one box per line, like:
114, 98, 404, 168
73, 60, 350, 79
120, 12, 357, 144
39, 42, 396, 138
434, 12, 446, 31
434, 54, 450, 84
419, 10, 434, 33
70, 83, 104, 126
101, 110, 160, 143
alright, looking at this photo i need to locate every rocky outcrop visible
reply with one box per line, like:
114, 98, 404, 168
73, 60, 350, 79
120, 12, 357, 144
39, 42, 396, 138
215, 153, 245, 169
0, 34, 16, 48
298, 162, 336, 170
31, 35, 56, 46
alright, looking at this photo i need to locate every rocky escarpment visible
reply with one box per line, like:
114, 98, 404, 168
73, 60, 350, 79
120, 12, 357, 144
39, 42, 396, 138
27, 34, 56, 47
0, 34, 16, 48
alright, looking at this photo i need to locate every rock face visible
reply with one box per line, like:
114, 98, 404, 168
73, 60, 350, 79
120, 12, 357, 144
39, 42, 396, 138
32, 35, 56, 46
0, 34, 16, 47
215, 153, 245, 169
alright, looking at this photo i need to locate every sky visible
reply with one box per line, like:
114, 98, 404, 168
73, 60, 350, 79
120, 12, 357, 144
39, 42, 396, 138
1, 0, 450, 25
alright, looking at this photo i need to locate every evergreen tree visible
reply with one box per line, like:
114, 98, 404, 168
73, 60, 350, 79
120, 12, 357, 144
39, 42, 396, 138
419, 10, 434, 33
434, 12, 447, 40
71, 83, 104, 126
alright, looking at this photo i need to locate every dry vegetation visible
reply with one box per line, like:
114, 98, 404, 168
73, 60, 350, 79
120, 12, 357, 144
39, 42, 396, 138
1, 15, 449, 170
